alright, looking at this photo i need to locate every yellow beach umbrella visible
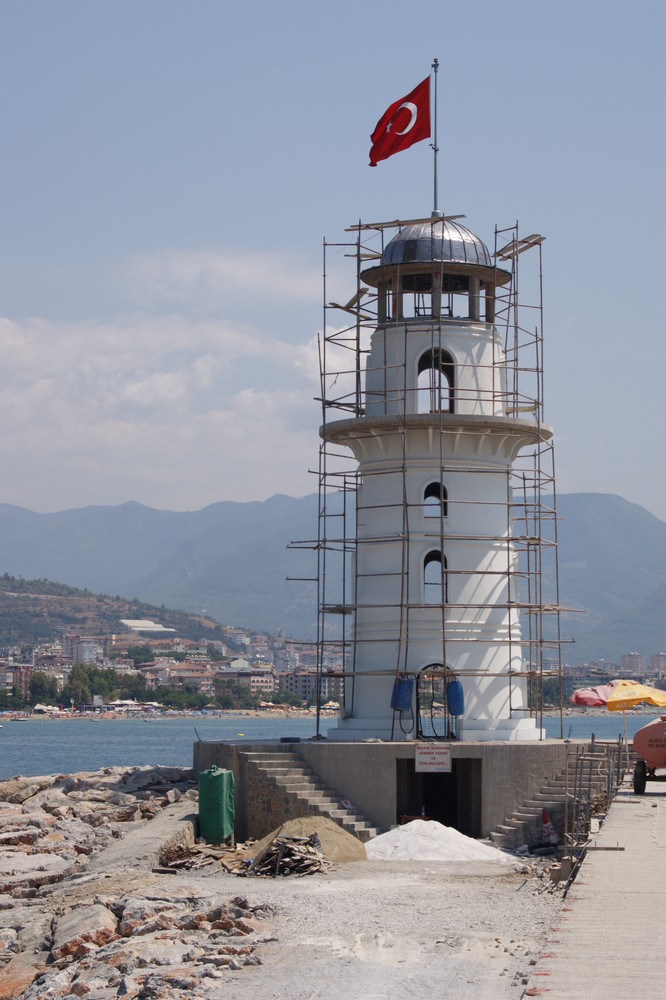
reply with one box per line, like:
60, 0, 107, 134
605, 680, 666, 713
604, 680, 666, 769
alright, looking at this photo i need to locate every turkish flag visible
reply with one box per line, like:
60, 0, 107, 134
369, 76, 431, 167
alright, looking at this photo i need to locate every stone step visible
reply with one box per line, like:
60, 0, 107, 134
261, 770, 316, 783
245, 750, 380, 841
294, 794, 338, 808
281, 772, 324, 787
511, 818, 542, 835
261, 767, 314, 787
263, 775, 344, 804
241, 760, 299, 774
488, 830, 512, 847
261, 764, 316, 776
355, 823, 379, 836
242, 752, 295, 762
504, 816, 532, 829
487, 740, 625, 849
324, 808, 349, 820
273, 781, 321, 794
293, 798, 374, 840
244, 760, 299, 771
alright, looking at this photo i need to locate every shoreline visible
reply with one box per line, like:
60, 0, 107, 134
2, 705, 661, 724
0, 707, 322, 723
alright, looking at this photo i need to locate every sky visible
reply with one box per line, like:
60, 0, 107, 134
1, 0, 665, 520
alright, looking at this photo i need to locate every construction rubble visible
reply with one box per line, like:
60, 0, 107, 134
161, 833, 336, 877
161, 814, 365, 878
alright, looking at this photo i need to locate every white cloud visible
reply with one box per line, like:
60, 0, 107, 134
124, 248, 323, 311
0, 313, 322, 511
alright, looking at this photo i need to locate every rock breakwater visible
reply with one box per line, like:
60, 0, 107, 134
0, 766, 273, 998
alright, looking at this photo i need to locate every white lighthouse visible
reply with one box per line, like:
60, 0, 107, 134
315, 214, 559, 742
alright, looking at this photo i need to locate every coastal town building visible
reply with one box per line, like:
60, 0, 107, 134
62, 634, 101, 664
219, 670, 276, 696
277, 669, 343, 704
650, 653, 666, 678
621, 652, 646, 675
0, 662, 33, 700
2, 613, 662, 711
112, 658, 139, 675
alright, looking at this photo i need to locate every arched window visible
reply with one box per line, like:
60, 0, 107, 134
424, 550, 448, 604
423, 481, 448, 518
417, 348, 455, 414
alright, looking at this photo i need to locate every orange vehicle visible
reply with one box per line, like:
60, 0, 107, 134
632, 715, 666, 794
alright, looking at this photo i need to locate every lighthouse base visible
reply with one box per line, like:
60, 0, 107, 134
457, 716, 544, 741
326, 717, 417, 742
326, 714, 543, 742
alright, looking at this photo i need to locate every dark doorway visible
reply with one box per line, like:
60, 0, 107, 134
396, 757, 482, 838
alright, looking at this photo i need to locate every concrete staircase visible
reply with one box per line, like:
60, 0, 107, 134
239, 746, 380, 843
488, 745, 621, 850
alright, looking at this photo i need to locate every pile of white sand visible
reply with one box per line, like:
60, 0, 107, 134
365, 819, 515, 864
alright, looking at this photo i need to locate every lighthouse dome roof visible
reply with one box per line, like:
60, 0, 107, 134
383, 218, 492, 268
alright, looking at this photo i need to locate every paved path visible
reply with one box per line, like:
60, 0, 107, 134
523, 776, 666, 998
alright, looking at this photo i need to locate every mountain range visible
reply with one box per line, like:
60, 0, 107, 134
0, 492, 664, 665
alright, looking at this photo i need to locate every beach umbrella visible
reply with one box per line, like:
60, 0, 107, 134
570, 679, 666, 767
569, 680, 621, 707
604, 680, 666, 712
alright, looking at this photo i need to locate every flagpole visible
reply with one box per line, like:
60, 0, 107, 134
431, 57, 439, 215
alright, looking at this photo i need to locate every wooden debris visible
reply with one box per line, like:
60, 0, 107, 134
243, 833, 336, 878
158, 832, 337, 878
158, 842, 249, 873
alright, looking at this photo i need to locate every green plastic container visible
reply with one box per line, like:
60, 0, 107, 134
198, 766, 235, 844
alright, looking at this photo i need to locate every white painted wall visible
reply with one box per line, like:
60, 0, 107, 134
327, 313, 550, 741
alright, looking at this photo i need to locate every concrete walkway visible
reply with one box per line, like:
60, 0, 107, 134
523, 777, 666, 999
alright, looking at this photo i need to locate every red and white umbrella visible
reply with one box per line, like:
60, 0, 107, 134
569, 679, 622, 708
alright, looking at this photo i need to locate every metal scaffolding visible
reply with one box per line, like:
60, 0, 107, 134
296, 216, 564, 738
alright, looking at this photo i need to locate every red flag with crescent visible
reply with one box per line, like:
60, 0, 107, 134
369, 76, 431, 167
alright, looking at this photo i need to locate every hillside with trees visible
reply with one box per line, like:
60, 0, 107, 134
0, 574, 228, 647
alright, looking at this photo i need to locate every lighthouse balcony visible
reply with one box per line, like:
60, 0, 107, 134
322, 414, 552, 463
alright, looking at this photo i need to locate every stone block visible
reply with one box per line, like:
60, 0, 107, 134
0, 776, 56, 804
52, 904, 119, 960
0, 951, 48, 999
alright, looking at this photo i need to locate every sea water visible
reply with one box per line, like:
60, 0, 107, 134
0, 712, 652, 781
0, 715, 330, 781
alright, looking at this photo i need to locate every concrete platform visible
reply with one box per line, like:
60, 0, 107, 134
195, 738, 575, 841
523, 777, 666, 999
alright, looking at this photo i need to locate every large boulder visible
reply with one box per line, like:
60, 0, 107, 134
0, 776, 57, 804
51, 903, 118, 959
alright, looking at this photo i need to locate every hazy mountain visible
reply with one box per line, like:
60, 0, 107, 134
0, 492, 664, 663
0, 494, 320, 637
550, 494, 666, 662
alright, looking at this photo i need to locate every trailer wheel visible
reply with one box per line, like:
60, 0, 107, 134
633, 759, 647, 795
